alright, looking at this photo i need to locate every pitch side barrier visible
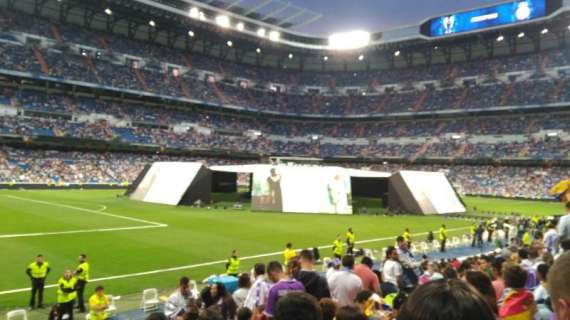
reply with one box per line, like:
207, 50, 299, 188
0, 183, 128, 190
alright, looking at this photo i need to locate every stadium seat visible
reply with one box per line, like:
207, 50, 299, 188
107, 295, 120, 315
140, 288, 160, 312
6, 309, 27, 320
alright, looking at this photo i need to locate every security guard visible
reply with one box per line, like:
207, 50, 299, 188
75, 254, 90, 313
470, 223, 477, 247
332, 234, 344, 259
522, 229, 532, 246
345, 228, 355, 255
88, 286, 110, 320
403, 228, 412, 247
226, 250, 240, 277
26, 254, 50, 309
283, 242, 296, 265
57, 269, 78, 320
439, 224, 448, 252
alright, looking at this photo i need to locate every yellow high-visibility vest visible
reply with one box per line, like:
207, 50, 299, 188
28, 262, 49, 279
439, 228, 447, 241
333, 240, 344, 256
76, 262, 90, 281
283, 248, 296, 265
226, 256, 240, 275
57, 277, 78, 303
346, 232, 355, 245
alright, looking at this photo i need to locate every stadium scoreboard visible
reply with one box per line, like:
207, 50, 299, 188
421, 0, 562, 37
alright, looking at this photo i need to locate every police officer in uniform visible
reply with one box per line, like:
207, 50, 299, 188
57, 269, 78, 320
226, 250, 240, 277
26, 254, 50, 309
75, 254, 90, 313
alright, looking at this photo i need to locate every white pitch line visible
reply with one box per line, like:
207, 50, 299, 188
0, 227, 469, 296
0, 224, 167, 239
2, 195, 166, 227
97, 205, 107, 212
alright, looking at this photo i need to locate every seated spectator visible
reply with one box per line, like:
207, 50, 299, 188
354, 290, 386, 320
264, 261, 305, 318
498, 262, 537, 320
398, 280, 496, 320
353, 256, 380, 293
294, 249, 330, 300
327, 255, 363, 307
274, 292, 322, 320
199, 283, 237, 320
165, 277, 198, 320
418, 261, 443, 285
232, 273, 251, 308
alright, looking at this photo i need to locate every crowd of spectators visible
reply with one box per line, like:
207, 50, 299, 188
146, 210, 570, 320
0, 147, 566, 200
1, 10, 570, 116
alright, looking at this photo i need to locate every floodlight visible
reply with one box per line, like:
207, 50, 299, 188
541, 28, 548, 34
497, 35, 504, 42
257, 28, 266, 37
358, 54, 364, 61
328, 30, 370, 50
288, 53, 293, 59
189, 7, 199, 18
188, 30, 195, 37
104, 8, 112, 15
199, 11, 206, 21
394, 50, 400, 56
215, 15, 230, 28
268, 30, 280, 41
226, 40, 233, 47
149, 20, 156, 27
236, 22, 245, 31
256, 48, 261, 53
517, 32, 525, 38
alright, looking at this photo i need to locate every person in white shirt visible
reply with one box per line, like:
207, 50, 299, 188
232, 273, 251, 308
327, 255, 363, 307
382, 246, 403, 290
164, 277, 198, 320
243, 263, 272, 312
544, 222, 559, 255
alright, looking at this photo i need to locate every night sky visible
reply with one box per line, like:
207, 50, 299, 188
285, 0, 507, 36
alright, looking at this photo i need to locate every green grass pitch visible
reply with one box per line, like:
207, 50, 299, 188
0, 189, 564, 310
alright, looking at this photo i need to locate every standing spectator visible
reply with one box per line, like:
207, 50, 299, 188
353, 256, 380, 293
557, 202, 570, 242
274, 292, 322, 320
75, 254, 90, 313
498, 262, 536, 320
396, 236, 418, 286
264, 261, 305, 318
534, 264, 552, 320
57, 269, 78, 320
26, 254, 50, 309
327, 255, 363, 307
382, 246, 402, 294
543, 222, 558, 254
492, 258, 506, 301
243, 263, 271, 312
294, 249, 330, 300
398, 280, 496, 320
548, 253, 570, 320
232, 273, 251, 308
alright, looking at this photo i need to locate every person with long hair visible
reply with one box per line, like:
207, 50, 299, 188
464, 271, 498, 314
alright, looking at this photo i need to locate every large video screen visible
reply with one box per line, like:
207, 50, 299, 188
251, 166, 353, 214
424, 0, 550, 37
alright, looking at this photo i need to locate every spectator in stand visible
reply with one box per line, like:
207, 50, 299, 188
232, 273, 251, 308
319, 298, 337, 320
294, 249, 331, 300
274, 292, 322, 320
534, 264, 552, 320
398, 280, 496, 320
243, 263, 271, 312
464, 271, 498, 314
353, 256, 380, 294
264, 261, 305, 318
548, 253, 570, 320
418, 261, 444, 285
165, 276, 196, 320
327, 255, 363, 307
498, 262, 536, 320
492, 258, 506, 301
199, 283, 237, 320
558, 202, 570, 243
396, 236, 418, 286
381, 246, 402, 295
334, 306, 367, 320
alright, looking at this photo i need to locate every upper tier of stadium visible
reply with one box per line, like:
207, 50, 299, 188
0, 0, 570, 118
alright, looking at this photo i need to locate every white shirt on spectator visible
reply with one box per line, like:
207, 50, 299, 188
232, 287, 249, 308
243, 275, 271, 311
382, 259, 403, 288
327, 269, 363, 307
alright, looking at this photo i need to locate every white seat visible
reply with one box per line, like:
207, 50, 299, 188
141, 288, 160, 312
107, 295, 120, 315
7, 309, 28, 320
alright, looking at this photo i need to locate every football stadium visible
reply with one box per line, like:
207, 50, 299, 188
0, 0, 570, 319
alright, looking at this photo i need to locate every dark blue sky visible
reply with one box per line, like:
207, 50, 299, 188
286, 0, 507, 35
